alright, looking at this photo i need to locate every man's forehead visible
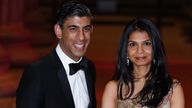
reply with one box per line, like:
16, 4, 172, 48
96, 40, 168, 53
64, 16, 91, 23
63, 16, 91, 27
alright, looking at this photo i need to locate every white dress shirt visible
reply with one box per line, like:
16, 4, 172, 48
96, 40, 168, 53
56, 44, 89, 108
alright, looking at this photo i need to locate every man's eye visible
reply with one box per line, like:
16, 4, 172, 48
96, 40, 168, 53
83, 26, 92, 32
69, 27, 77, 32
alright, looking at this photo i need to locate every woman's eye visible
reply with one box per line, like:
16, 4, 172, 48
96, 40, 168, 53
144, 41, 152, 46
128, 42, 136, 48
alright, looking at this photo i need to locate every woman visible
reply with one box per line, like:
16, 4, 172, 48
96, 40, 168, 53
101, 18, 184, 108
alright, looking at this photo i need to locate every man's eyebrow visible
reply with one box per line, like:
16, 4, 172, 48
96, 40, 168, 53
84, 25, 92, 27
66, 24, 92, 29
66, 25, 78, 28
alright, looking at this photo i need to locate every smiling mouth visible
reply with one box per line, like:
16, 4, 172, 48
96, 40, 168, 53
135, 57, 146, 61
74, 43, 85, 50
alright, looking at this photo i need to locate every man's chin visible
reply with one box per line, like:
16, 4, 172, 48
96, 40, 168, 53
74, 52, 86, 58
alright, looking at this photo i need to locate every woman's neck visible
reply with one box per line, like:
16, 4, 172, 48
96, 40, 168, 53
133, 64, 151, 79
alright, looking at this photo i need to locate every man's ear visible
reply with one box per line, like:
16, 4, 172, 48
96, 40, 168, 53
54, 24, 62, 39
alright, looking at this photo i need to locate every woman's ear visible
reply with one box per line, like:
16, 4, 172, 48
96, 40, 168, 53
54, 24, 62, 39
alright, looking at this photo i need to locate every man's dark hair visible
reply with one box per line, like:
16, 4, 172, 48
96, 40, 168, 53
55, 2, 92, 27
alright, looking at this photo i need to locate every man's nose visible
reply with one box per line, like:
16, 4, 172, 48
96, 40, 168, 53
78, 29, 85, 40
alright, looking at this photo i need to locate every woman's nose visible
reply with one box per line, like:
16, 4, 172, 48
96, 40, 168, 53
137, 45, 143, 54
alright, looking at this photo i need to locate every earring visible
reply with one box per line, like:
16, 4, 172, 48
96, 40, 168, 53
127, 57, 129, 65
153, 59, 156, 64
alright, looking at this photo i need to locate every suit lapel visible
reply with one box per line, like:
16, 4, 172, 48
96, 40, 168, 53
85, 69, 93, 100
51, 50, 75, 108
83, 58, 94, 104
51, 50, 95, 108
57, 67, 75, 108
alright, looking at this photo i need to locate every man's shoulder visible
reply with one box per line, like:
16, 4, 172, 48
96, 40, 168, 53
83, 57, 95, 66
30, 53, 53, 67
27, 51, 60, 71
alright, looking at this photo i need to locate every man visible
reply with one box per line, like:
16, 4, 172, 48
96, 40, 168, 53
16, 2, 96, 108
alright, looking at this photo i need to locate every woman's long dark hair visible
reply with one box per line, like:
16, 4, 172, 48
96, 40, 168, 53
113, 17, 172, 107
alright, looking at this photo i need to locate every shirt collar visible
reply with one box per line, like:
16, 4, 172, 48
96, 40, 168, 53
56, 44, 82, 74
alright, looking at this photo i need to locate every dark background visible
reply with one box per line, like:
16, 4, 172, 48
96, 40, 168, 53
0, 0, 192, 108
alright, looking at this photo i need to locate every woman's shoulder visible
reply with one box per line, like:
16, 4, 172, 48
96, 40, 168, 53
102, 80, 118, 105
172, 78, 181, 90
103, 80, 118, 97
172, 78, 179, 83
104, 80, 118, 91
169, 78, 185, 108
171, 78, 183, 94
102, 80, 118, 108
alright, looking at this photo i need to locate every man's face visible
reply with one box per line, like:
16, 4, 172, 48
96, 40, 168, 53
54, 16, 93, 61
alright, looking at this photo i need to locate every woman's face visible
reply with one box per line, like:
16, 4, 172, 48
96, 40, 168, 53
127, 31, 152, 67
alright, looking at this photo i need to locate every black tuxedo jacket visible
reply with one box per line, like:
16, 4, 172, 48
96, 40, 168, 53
16, 50, 96, 108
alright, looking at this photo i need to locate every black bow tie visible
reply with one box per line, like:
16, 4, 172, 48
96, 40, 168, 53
69, 59, 86, 75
